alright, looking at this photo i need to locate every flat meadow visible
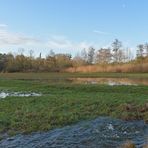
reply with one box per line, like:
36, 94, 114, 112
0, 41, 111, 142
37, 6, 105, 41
0, 72, 147, 137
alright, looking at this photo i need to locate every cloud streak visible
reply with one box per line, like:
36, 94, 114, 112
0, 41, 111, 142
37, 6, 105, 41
0, 24, 41, 45
0, 24, 8, 29
93, 30, 111, 35
0, 24, 99, 56
46, 35, 93, 50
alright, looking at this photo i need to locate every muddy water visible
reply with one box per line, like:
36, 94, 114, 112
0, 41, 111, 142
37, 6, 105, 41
0, 117, 147, 148
69, 78, 148, 86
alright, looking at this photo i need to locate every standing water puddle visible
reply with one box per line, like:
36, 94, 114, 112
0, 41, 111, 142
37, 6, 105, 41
69, 78, 148, 86
0, 117, 147, 148
0, 92, 42, 99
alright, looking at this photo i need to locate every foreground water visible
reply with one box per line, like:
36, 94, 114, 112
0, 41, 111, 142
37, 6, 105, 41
0, 92, 42, 99
69, 78, 148, 86
0, 117, 147, 148
40, 77, 148, 86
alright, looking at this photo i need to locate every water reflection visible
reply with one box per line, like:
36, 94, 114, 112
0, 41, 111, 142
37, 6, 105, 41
69, 78, 148, 86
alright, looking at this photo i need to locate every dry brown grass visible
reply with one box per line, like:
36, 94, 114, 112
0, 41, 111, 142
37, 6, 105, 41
66, 62, 148, 73
120, 141, 136, 148
143, 144, 148, 148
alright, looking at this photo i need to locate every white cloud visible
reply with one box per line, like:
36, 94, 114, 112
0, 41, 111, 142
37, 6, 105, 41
47, 35, 72, 49
0, 24, 8, 29
0, 25, 40, 45
0, 25, 93, 55
93, 30, 111, 35
46, 35, 93, 51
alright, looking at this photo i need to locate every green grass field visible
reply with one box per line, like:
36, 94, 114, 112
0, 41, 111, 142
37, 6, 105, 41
0, 73, 147, 137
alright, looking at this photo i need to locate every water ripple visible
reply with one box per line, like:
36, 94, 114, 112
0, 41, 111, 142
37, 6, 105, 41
0, 117, 147, 148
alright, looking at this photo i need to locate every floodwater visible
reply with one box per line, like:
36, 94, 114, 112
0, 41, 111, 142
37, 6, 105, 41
0, 92, 42, 99
0, 117, 147, 148
0, 78, 147, 147
68, 77, 148, 86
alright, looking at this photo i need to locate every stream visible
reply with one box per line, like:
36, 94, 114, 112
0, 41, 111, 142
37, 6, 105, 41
0, 117, 147, 148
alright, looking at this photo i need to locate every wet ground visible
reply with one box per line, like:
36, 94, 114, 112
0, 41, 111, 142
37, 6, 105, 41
0, 92, 42, 99
0, 117, 147, 148
69, 78, 148, 86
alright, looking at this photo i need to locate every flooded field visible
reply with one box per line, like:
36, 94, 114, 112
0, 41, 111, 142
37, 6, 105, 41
0, 92, 42, 99
68, 77, 148, 86
0, 73, 147, 148
0, 117, 147, 148
38, 77, 148, 86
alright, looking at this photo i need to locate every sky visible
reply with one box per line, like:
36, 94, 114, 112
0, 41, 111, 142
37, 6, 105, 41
0, 0, 148, 57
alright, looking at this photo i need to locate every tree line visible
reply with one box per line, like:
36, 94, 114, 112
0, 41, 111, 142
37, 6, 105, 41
0, 39, 148, 72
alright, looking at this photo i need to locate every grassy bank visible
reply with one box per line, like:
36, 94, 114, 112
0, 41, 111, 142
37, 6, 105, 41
0, 73, 147, 137
0, 72, 148, 79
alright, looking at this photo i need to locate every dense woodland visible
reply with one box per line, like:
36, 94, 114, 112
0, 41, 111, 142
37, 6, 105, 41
0, 39, 148, 73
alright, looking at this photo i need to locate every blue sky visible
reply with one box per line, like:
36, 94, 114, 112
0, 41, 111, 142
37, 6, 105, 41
0, 0, 148, 57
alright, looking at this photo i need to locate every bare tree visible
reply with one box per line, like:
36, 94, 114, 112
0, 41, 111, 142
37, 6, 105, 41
81, 48, 88, 62
18, 48, 25, 55
72, 55, 87, 67
95, 48, 112, 64
137, 44, 144, 57
87, 47, 95, 64
49, 49, 55, 57
28, 50, 34, 58
117, 49, 126, 63
144, 43, 148, 56
112, 39, 122, 62
126, 48, 133, 61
